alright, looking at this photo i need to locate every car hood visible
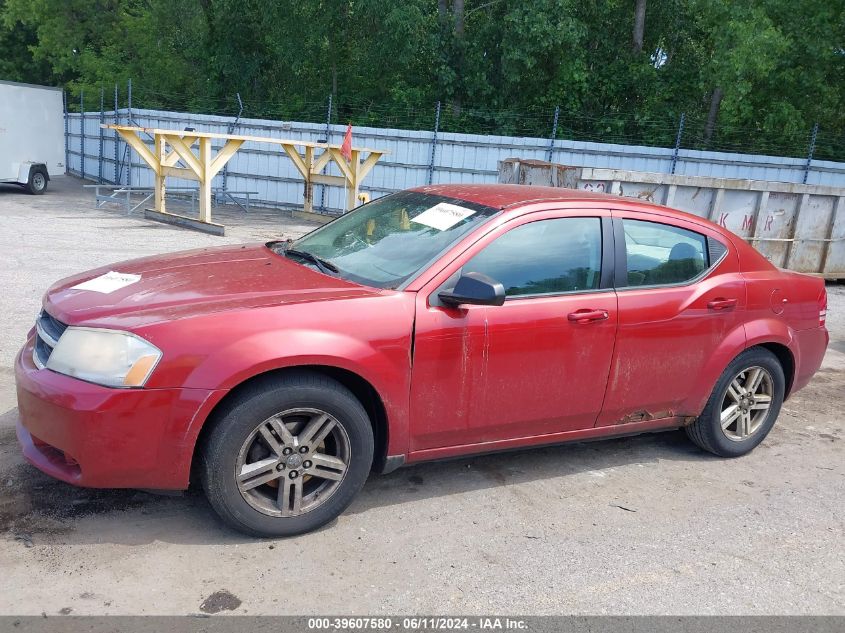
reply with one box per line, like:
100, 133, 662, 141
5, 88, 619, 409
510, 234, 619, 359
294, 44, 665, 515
43, 243, 382, 329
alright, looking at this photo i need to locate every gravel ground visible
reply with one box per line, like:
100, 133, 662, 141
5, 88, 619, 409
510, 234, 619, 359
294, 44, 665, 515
0, 176, 843, 616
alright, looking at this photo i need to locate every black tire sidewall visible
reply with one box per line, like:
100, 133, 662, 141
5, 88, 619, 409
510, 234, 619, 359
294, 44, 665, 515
28, 169, 47, 194
202, 378, 374, 537
700, 348, 785, 457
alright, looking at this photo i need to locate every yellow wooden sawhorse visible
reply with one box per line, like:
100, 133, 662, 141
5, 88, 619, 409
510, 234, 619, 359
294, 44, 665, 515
103, 124, 387, 229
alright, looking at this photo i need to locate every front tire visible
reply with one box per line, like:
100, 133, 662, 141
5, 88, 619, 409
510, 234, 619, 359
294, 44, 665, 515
686, 347, 785, 457
26, 168, 48, 195
200, 372, 374, 537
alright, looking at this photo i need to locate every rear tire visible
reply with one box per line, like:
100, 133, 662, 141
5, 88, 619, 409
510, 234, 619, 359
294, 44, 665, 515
686, 347, 785, 457
25, 168, 48, 195
200, 372, 374, 537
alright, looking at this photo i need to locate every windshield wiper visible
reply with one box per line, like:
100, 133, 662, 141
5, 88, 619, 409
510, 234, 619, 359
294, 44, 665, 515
283, 248, 339, 275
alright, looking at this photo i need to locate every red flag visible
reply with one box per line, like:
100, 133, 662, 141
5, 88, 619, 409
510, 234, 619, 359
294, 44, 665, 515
340, 123, 352, 161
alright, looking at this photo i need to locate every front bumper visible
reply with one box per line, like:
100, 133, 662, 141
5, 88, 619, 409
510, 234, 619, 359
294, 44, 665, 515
14, 337, 225, 489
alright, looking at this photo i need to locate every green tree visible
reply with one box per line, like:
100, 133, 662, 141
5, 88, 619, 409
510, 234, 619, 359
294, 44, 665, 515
0, 0, 841, 159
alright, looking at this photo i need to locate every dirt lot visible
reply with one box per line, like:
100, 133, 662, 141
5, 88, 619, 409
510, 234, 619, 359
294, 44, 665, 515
0, 176, 843, 615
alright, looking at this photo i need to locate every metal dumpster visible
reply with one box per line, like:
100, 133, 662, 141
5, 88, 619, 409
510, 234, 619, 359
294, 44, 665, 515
499, 159, 845, 279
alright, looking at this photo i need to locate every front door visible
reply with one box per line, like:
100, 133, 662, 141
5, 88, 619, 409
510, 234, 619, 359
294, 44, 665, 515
409, 212, 618, 453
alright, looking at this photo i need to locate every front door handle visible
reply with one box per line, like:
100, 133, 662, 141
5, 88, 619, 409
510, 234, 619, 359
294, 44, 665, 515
707, 298, 738, 311
567, 309, 609, 324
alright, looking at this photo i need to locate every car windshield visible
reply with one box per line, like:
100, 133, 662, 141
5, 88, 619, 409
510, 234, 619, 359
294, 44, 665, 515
280, 191, 500, 289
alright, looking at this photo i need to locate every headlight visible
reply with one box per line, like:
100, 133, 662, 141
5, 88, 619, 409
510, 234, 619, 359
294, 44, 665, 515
46, 327, 162, 388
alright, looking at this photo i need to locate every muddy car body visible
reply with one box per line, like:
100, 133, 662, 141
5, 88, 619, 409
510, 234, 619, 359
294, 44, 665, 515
15, 185, 829, 535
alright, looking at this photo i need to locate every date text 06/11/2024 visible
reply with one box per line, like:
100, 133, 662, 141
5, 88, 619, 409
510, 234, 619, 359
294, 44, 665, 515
306, 617, 528, 631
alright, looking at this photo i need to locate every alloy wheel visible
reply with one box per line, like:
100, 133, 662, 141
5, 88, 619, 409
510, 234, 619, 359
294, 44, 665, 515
720, 366, 774, 442
235, 408, 350, 517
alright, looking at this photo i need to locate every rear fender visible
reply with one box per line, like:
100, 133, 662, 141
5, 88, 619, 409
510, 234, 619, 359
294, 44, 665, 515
680, 322, 748, 414
684, 318, 795, 414
744, 317, 795, 351
745, 318, 797, 393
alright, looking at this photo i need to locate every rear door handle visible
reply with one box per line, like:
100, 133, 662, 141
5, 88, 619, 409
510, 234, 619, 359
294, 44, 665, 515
707, 298, 738, 311
567, 309, 609, 324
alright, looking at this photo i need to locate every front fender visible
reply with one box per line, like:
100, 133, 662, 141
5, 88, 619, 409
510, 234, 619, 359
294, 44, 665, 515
186, 328, 403, 391
180, 327, 412, 460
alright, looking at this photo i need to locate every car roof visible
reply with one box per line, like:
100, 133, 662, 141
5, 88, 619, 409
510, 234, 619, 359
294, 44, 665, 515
410, 183, 731, 234
410, 183, 633, 210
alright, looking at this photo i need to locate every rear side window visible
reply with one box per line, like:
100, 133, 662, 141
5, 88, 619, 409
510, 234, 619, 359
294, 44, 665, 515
462, 217, 602, 297
622, 219, 711, 287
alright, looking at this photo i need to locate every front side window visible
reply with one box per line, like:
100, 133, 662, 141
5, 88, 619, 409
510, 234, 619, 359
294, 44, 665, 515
285, 192, 499, 289
622, 219, 708, 286
460, 217, 602, 297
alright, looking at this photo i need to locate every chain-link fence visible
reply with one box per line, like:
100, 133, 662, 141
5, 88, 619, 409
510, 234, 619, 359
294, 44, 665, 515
64, 81, 845, 215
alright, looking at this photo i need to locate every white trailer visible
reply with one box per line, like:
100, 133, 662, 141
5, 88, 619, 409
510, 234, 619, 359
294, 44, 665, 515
0, 80, 64, 194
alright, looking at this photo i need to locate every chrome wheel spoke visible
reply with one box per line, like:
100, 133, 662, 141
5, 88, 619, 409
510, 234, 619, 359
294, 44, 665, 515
727, 380, 743, 403
268, 416, 296, 447
278, 475, 303, 516
720, 366, 774, 442
750, 394, 772, 411
721, 404, 741, 429
238, 457, 281, 491
308, 452, 348, 481
258, 424, 285, 457
737, 412, 751, 438
235, 407, 351, 518
298, 413, 336, 449
747, 368, 764, 393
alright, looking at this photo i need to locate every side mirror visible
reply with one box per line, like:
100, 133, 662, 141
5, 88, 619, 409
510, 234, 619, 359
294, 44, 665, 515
438, 272, 506, 307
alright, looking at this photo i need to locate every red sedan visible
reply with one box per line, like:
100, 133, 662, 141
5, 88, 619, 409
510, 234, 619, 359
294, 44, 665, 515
15, 185, 829, 536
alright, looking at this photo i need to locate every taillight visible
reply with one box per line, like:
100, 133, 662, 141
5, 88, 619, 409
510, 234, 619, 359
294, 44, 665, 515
819, 287, 827, 327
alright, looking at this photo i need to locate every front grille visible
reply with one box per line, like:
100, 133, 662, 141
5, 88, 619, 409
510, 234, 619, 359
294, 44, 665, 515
33, 309, 67, 369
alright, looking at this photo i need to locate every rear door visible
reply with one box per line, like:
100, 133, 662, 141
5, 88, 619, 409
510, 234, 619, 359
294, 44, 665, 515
596, 211, 746, 426
409, 210, 618, 452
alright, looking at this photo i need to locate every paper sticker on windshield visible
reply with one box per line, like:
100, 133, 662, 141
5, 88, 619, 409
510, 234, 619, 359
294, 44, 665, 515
70, 271, 141, 294
411, 203, 476, 231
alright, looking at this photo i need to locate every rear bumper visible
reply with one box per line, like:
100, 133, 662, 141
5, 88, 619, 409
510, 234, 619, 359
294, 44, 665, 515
15, 337, 225, 489
790, 327, 829, 396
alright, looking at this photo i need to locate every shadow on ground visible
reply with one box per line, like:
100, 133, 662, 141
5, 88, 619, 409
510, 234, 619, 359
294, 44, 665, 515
3, 350, 841, 548
0, 184, 33, 195
0, 402, 716, 547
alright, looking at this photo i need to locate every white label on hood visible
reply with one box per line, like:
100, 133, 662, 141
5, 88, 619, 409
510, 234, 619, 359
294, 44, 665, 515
411, 202, 476, 231
70, 271, 142, 294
